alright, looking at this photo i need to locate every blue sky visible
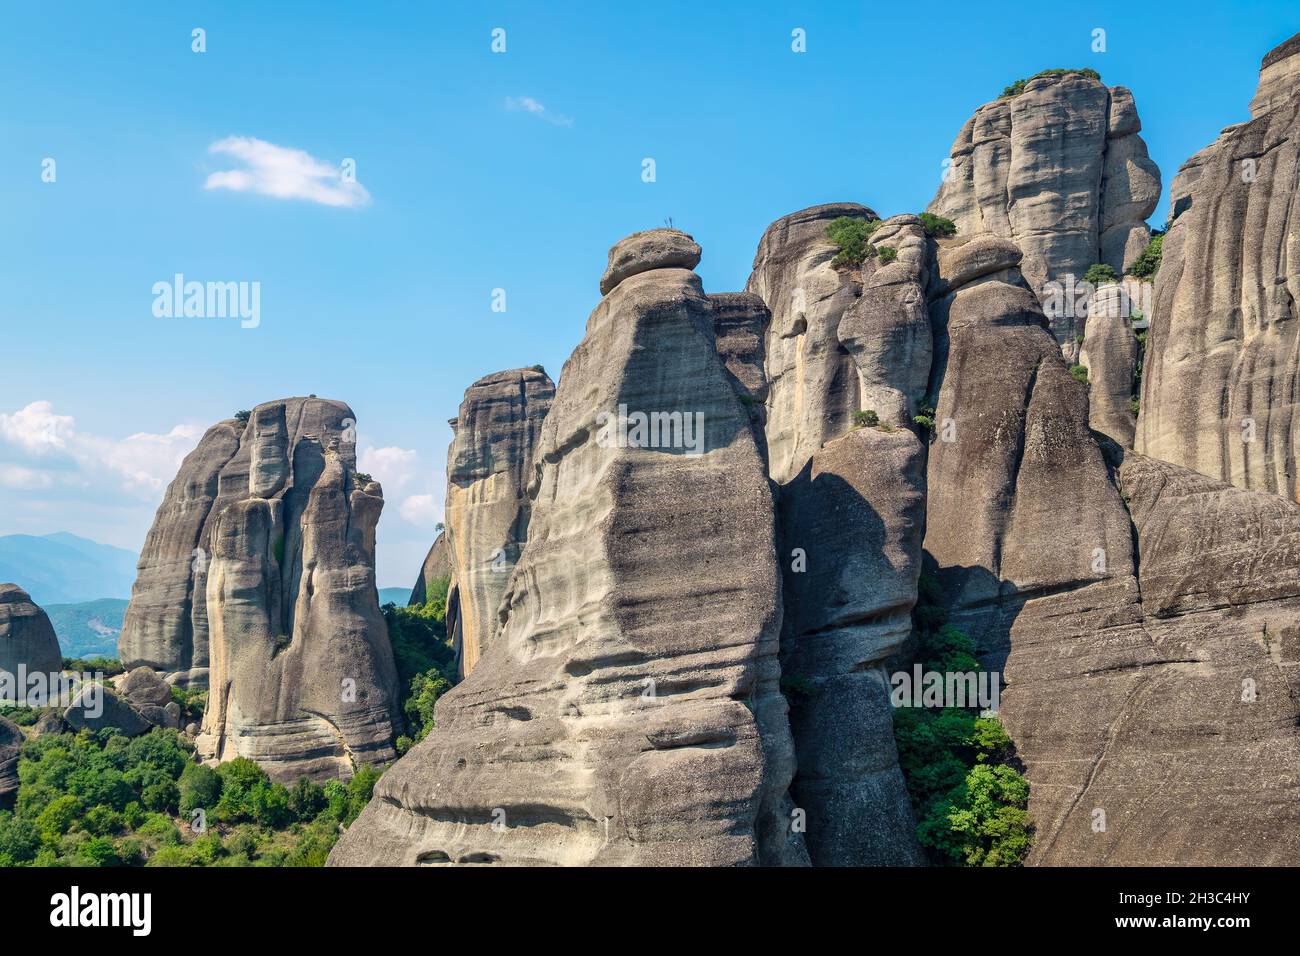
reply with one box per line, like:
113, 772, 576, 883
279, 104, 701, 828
0, 1, 1295, 588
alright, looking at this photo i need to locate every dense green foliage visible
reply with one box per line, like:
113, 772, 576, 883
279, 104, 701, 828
918, 213, 956, 238
1069, 363, 1090, 386
0, 727, 378, 867
62, 656, 124, 677
1082, 263, 1119, 286
852, 409, 880, 428
893, 573, 1033, 866
877, 245, 898, 264
1127, 233, 1163, 278
826, 215, 884, 267
382, 589, 457, 755
1001, 67, 1101, 97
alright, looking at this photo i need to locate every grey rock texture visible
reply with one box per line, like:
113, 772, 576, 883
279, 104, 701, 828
599, 228, 701, 296
1079, 283, 1140, 447
116, 666, 177, 728
742, 209, 930, 865
925, 269, 1135, 613
0, 585, 63, 692
838, 215, 934, 427
443, 368, 555, 677
778, 427, 927, 865
0, 715, 21, 807
119, 420, 243, 688
746, 203, 877, 483
408, 532, 450, 606
192, 398, 400, 783
708, 292, 770, 444
1136, 35, 1300, 501
64, 684, 152, 737
928, 72, 1160, 350
996, 453, 1300, 865
330, 235, 805, 867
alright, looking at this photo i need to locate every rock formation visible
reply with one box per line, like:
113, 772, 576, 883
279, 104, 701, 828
1136, 35, 1300, 501
330, 230, 806, 866
746, 203, 877, 483
119, 420, 243, 688
1079, 282, 1141, 447
0, 585, 63, 694
0, 715, 21, 807
928, 71, 1160, 351
191, 398, 401, 783
408, 532, 450, 606
442, 368, 554, 677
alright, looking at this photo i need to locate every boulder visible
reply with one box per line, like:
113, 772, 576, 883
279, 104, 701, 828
330, 233, 805, 867
0, 585, 63, 698
599, 228, 701, 295
63, 684, 152, 737
442, 368, 554, 677
1136, 33, 1300, 501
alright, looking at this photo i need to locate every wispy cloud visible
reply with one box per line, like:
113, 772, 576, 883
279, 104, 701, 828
203, 136, 371, 207
504, 96, 574, 127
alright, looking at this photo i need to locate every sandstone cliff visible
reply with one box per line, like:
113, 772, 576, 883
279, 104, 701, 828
442, 368, 554, 677
0, 585, 63, 690
408, 532, 450, 606
928, 71, 1160, 351
1136, 35, 1300, 500
121, 397, 405, 784
329, 231, 806, 866
0, 715, 21, 807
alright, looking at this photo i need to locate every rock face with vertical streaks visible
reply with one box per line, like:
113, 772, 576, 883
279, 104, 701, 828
329, 231, 805, 866
130, 397, 406, 784
743, 210, 930, 865
747, 203, 877, 483
928, 72, 1160, 350
0, 715, 22, 807
119, 421, 243, 688
442, 368, 554, 677
1136, 34, 1300, 501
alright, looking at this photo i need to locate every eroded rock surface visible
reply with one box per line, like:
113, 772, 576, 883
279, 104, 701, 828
330, 236, 804, 867
746, 203, 876, 483
442, 368, 554, 677
928, 72, 1160, 348
0, 716, 21, 807
1079, 284, 1140, 447
169, 398, 403, 783
119, 421, 243, 688
409, 532, 451, 606
0, 585, 62, 691
1136, 34, 1300, 500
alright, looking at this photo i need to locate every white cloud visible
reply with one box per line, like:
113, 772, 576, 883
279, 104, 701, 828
358, 445, 419, 494
0, 401, 75, 454
504, 96, 574, 127
0, 465, 53, 490
204, 136, 371, 208
399, 493, 439, 527
0, 401, 202, 501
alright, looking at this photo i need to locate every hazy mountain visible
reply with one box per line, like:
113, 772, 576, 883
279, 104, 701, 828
43, 598, 129, 660
378, 587, 411, 607
0, 532, 138, 605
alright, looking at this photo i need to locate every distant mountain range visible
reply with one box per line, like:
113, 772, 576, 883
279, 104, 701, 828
44, 598, 129, 660
0, 532, 138, 605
